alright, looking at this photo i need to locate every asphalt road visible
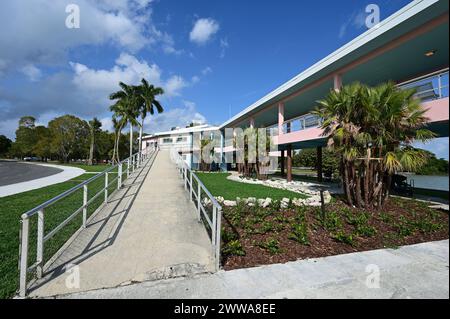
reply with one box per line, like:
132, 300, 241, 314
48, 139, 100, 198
0, 161, 63, 186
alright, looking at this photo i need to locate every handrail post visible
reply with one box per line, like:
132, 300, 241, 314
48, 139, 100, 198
184, 167, 187, 190
190, 170, 193, 201
83, 184, 88, 228
197, 183, 201, 221
215, 208, 222, 272
36, 209, 44, 279
118, 163, 123, 189
212, 206, 217, 257
127, 158, 130, 178
19, 218, 29, 297
104, 172, 109, 203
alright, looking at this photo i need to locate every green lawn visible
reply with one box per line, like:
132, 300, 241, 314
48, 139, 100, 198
195, 173, 308, 201
0, 164, 125, 299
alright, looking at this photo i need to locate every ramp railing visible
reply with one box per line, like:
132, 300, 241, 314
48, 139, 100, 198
170, 149, 222, 272
18, 148, 156, 297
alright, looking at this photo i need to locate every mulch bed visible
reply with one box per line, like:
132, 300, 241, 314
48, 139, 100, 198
221, 197, 449, 270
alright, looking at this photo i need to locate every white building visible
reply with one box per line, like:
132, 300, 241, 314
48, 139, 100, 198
141, 124, 220, 168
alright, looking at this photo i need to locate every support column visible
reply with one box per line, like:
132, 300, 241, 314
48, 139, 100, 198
280, 150, 285, 176
249, 117, 255, 129
334, 73, 342, 91
278, 103, 284, 135
317, 146, 323, 182
287, 145, 292, 182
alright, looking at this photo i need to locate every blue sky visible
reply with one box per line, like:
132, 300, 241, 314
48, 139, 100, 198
0, 0, 448, 159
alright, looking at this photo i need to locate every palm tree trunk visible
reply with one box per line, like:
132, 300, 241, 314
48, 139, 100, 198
129, 122, 133, 159
354, 165, 363, 208
116, 125, 123, 163
343, 160, 354, 207
111, 133, 117, 165
88, 134, 94, 166
364, 148, 370, 208
138, 118, 144, 163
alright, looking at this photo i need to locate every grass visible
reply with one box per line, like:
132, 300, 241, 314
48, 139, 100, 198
0, 164, 126, 299
195, 172, 307, 201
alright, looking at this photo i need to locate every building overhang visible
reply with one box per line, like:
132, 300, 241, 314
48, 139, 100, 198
220, 0, 449, 129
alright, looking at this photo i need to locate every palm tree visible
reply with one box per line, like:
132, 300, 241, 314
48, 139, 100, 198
136, 79, 164, 156
314, 82, 434, 209
88, 118, 102, 165
110, 82, 140, 160
110, 115, 126, 164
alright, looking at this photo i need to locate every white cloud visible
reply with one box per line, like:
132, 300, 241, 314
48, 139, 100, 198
189, 18, 220, 45
70, 53, 191, 102
164, 75, 188, 97
220, 38, 229, 58
338, 9, 368, 39
143, 100, 206, 133
21, 64, 43, 82
0, 0, 180, 74
201, 67, 212, 75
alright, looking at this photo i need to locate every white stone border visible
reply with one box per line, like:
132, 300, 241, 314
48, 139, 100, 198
0, 163, 85, 198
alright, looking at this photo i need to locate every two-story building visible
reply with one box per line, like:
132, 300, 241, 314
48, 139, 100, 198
219, 0, 449, 182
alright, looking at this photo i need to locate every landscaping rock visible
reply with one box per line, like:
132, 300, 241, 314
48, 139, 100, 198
223, 200, 237, 207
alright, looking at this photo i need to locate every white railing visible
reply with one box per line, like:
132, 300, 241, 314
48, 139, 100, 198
282, 113, 322, 134
18, 148, 156, 297
399, 69, 449, 102
170, 149, 222, 272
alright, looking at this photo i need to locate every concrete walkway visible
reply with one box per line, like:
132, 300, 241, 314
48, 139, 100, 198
0, 162, 84, 197
55, 240, 448, 299
29, 150, 213, 298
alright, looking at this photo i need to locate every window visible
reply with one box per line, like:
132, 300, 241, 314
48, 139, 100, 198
162, 138, 173, 144
176, 136, 187, 143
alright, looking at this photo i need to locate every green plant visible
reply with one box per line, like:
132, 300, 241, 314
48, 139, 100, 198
288, 223, 309, 245
222, 228, 238, 242
346, 211, 376, 237
257, 238, 281, 255
222, 240, 245, 256
332, 231, 355, 246
323, 211, 343, 231
395, 216, 415, 237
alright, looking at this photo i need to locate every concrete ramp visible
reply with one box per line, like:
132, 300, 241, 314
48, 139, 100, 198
29, 151, 213, 298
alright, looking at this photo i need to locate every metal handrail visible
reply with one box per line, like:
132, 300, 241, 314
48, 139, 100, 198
170, 149, 222, 272
18, 148, 155, 297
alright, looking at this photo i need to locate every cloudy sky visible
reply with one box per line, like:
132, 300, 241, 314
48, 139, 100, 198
0, 0, 448, 159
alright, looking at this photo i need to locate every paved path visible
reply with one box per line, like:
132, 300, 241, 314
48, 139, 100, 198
29, 150, 213, 298
0, 162, 84, 197
55, 240, 449, 299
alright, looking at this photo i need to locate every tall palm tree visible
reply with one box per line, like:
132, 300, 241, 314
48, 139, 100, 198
314, 82, 434, 209
110, 82, 140, 160
88, 117, 102, 165
136, 79, 164, 156
110, 114, 126, 164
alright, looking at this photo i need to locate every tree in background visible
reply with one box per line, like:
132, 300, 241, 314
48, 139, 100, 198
48, 115, 90, 163
293, 148, 340, 179
415, 149, 449, 175
32, 126, 52, 161
314, 82, 434, 209
136, 78, 164, 156
10, 116, 38, 158
0, 135, 12, 157
109, 82, 140, 161
87, 118, 102, 165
